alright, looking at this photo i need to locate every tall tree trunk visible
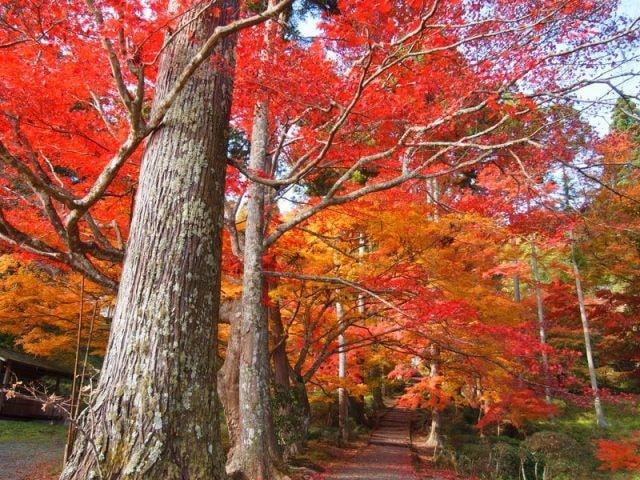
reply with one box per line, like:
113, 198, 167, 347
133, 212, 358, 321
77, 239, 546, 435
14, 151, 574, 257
530, 241, 552, 403
60, 4, 237, 479
570, 234, 607, 428
336, 301, 349, 444
227, 97, 285, 478
224, 5, 287, 476
513, 274, 521, 303
424, 177, 442, 448
424, 344, 442, 449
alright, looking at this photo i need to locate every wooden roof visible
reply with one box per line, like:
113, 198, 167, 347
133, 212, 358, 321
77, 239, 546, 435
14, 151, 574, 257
0, 347, 72, 378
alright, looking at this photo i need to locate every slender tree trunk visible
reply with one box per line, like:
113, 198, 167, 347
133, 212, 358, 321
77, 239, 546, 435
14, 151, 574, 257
424, 344, 442, 449
426, 410, 441, 449
426, 177, 440, 208
513, 275, 521, 303
65, 277, 85, 464
570, 234, 607, 427
291, 370, 312, 447
1, 362, 10, 386
357, 233, 366, 315
530, 241, 552, 403
225, 5, 288, 476
336, 301, 349, 444
227, 97, 285, 479
60, 4, 237, 479
424, 178, 442, 448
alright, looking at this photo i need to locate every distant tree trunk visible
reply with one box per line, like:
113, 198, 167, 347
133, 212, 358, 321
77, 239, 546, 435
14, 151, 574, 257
60, 4, 237, 479
475, 377, 488, 436
513, 274, 521, 303
426, 410, 441, 449
424, 179, 442, 448
570, 234, 607, 428
530, 241, 552, 403
291, 370, 312, 444
336, 301, 349, 444
426, 177, 440, 210
357, 233, 366, 315
357, 234, 384, 410
1, 361, 10, 386
424, 344, 442, 449
370, 364, 385, 410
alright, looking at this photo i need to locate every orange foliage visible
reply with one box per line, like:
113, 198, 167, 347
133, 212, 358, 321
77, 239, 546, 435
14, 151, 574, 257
0, 255, 111, 362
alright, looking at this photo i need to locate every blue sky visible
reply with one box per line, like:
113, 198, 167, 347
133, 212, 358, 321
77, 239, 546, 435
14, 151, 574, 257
573, 0, 640, 133
621, 0, 639, 16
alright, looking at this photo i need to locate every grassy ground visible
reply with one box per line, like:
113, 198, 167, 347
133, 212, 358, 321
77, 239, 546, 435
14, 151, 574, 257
0, 419, 67, 443
536, 401, 640, 441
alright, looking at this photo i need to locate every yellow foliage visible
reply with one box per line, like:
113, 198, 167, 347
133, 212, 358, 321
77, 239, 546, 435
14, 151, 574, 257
0, 255, 111, 363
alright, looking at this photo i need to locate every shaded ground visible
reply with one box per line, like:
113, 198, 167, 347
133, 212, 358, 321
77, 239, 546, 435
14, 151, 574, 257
0, 420, 65, 480
321, 408, 421, 480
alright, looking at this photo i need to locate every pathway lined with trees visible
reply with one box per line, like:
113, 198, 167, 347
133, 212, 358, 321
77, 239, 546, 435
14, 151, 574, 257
322, 408, 419, 480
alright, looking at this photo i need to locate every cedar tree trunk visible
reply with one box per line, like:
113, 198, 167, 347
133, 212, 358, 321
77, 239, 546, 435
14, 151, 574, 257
60, 4, 238, 479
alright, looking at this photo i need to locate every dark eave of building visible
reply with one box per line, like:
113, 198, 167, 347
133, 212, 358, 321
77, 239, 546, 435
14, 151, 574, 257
0, 347, 72, 378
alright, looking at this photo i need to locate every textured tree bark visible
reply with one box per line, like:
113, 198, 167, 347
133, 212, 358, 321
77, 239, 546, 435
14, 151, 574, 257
424, 180, 441, 448
288, 369, 312, 453
60, 4, 238, 479
271, 301, 291, 389
425, 410, 441, 449
218, 298, 243, 451
227, 100, 286, 479
291, 371, 312, 431
570, 235, 608, 428
530, 241, 552, 403
271, 301, 308, 458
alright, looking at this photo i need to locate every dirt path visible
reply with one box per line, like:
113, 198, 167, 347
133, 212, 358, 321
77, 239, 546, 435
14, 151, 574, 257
321, 408, 421, 480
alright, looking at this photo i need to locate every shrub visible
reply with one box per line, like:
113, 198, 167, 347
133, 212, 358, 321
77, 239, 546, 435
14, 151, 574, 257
521, 431, 592, 479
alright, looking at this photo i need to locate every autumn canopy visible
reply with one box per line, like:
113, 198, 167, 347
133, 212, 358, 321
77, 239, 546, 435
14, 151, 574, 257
0, 1, 639, 479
